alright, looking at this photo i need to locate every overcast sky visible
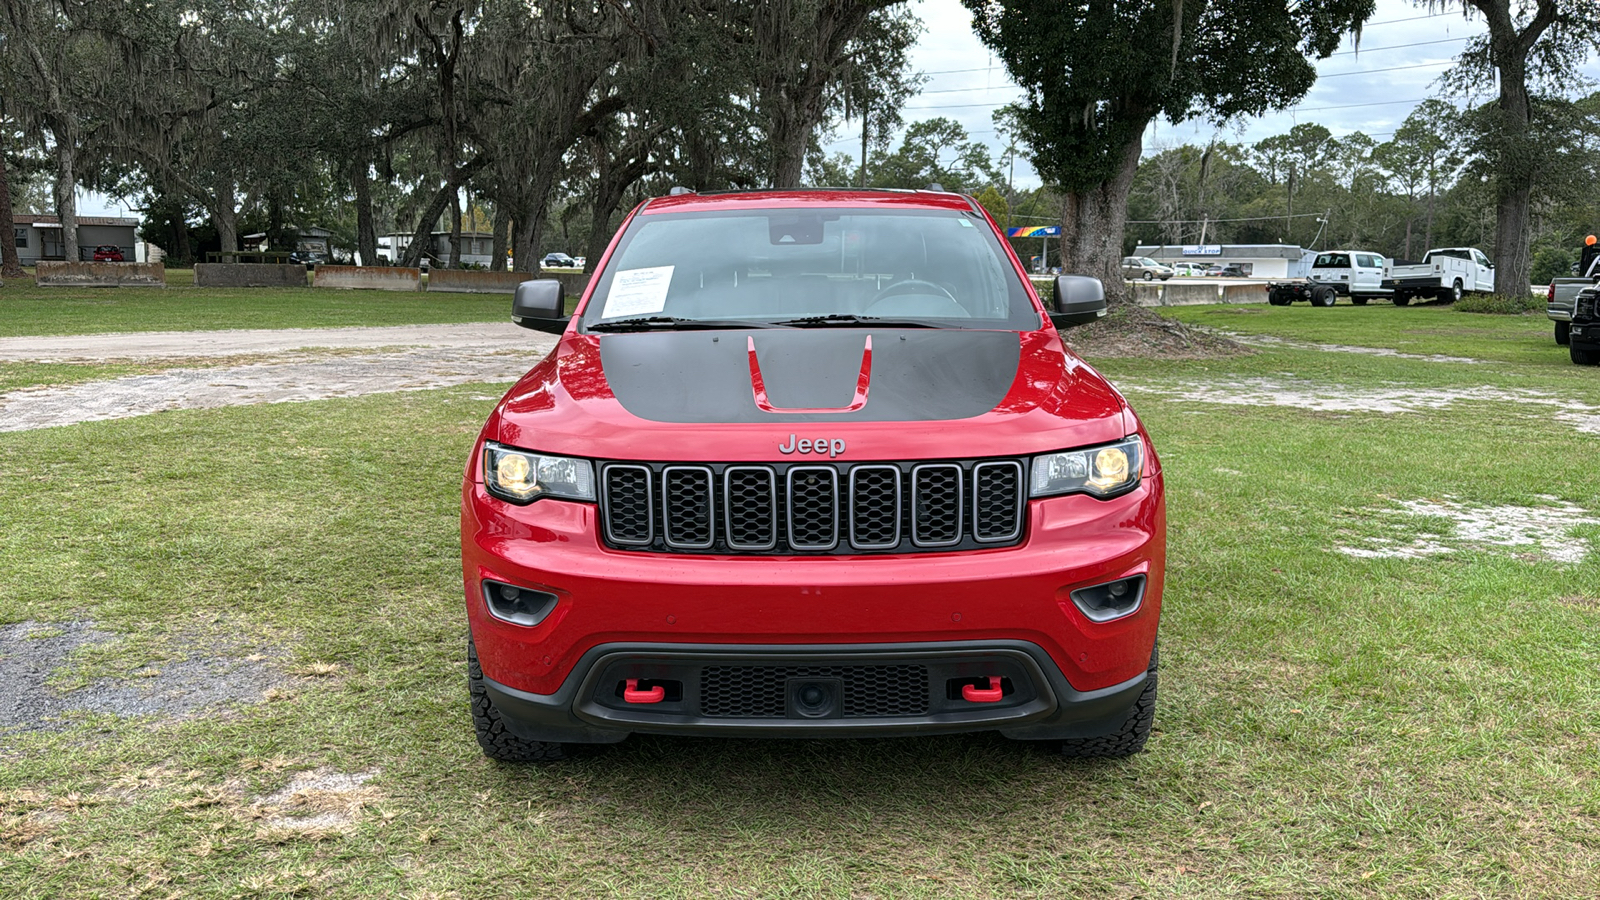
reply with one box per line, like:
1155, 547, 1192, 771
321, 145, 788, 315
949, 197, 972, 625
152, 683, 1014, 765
81, 0, 1599, 218
817, 0, 1600, 190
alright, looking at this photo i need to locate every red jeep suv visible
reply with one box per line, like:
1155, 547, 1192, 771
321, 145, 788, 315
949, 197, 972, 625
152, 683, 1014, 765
461, 189, 1165, 760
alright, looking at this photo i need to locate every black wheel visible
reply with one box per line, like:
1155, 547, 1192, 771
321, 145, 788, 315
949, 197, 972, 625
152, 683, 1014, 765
1313, 285, 1336, 307
1440, 280, 1463, 303
1573, 344, 1600, 366
1393, 292, 1411, 307
1351, 296, 1369, 306
1267, 288, 1291, 306
468, 639, 567, 762
1556, 321, 1570, 346
1060, 644, 1158, 758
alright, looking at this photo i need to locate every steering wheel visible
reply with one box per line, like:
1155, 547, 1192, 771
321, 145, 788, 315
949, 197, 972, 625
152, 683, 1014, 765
868, 278, 958, 305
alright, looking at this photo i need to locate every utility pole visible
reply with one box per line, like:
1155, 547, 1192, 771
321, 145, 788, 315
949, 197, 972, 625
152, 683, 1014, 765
859, 99, 869, 189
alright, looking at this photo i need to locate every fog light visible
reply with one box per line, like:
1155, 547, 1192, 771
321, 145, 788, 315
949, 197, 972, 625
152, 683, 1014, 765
1070, 575, 1146, 623
786, 678, 842, 719
483, 580, 559, 627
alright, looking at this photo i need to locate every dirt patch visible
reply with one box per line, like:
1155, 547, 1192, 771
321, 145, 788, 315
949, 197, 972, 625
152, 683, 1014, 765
0, 322, 551, 362
0, 347, 536, 432
1224, 332, 1484, 364
0, 621, 291, 736
1336, 496, 1599, 563
1117, 376, 1600, 425
252, 767, 381, 836
1064, 304, 1251, 360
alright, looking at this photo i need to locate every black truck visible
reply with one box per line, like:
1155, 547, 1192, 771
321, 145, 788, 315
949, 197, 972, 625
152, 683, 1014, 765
1568, 240, 1600, 366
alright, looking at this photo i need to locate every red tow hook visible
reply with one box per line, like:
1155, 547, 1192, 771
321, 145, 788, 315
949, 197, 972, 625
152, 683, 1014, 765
623, 679, 665, 704
961, 676, 1004, 703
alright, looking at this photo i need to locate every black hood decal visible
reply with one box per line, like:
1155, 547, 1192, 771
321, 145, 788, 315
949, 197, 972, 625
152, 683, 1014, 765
597, 330, 1021, 423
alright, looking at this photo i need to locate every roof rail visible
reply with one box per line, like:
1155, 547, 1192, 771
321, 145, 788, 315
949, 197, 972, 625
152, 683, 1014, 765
927, 182, 946, 192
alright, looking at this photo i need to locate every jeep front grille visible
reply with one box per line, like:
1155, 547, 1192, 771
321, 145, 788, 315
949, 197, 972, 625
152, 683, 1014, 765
598, 459, 1027, 555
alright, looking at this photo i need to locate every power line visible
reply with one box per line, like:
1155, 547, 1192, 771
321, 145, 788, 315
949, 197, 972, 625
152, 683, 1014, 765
1330, 36, 1468, 56
1316, 61, 1452, 79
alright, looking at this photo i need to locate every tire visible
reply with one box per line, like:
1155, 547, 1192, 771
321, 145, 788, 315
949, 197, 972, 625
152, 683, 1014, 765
1393, 292, 1411, 307
1142, 271, 1154, 281
1313, 285, 1336, 307
1556, 321, 1570, 346
1573, 344, 1600, 366
1351, 296, 1369, 306
1060, 644, 1158, 758
468, 639, 568, 762
1267, 288, 1291, 306
1440, 280, 1463, 303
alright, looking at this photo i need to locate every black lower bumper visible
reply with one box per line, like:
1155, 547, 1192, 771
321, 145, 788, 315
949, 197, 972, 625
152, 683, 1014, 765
481, 640, 1148, 744
1382, 277, 1441, 291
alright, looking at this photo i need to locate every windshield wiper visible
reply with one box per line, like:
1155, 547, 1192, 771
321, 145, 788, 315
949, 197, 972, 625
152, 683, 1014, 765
586, 316, 781, 333
771, 314, 941, 328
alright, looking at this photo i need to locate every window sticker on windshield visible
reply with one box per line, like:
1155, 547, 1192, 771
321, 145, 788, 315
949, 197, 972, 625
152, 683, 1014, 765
958, 218, 974, 227
603, 266, 674, 317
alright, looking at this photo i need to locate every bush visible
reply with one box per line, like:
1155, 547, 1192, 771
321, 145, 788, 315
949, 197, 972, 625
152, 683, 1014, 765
1530, 245, 1576, 285
1455, 292, 1541, 314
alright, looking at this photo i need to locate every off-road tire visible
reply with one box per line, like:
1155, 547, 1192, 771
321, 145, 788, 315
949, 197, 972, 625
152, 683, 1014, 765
1572, 344, 1599, 366
1440, 280, 1463, 303
1351, 296, 1369, 306
1393, 292, 1411, 307
468, 640, 567, 762
1060, 645, 1158, 758
1556, 321, 1570, 346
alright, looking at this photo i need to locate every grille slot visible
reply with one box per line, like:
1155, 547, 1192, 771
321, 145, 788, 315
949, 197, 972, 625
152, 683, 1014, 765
848, 465, 901, 550
911, 464, 963, 547
661, 466, 714, 549
786, 466, 839, 550
601, 465, 653, 545
972, 461, 1024, 542
723, 466, 778, 550
700, 665, 929, 718
598, 459, 1025, 555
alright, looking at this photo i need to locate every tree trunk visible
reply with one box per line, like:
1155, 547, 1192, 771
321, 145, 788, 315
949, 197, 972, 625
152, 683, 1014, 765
354, 164, 377, 266
513, 204, 543, 275
1059, 134, 1144, 306
53, 141, 78, 261
0, 134, 22, 277
403, 183, 452, 268
448, 191, 463, 269
1489, 70, 1533, 297
490, 206, 508, 272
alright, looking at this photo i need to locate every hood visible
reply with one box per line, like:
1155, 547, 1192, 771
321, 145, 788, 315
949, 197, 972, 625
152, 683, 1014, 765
492, 328, 1130, 462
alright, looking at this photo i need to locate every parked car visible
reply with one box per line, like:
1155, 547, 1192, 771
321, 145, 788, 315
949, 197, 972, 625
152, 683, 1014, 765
465, 188, 1164, 762
541, 252, 577, 268
1548, 235, 1599, 345
572, 256, 587, 270
91, 245, 125, 262
1121, 256, 1173, 281
1170, 262, 1208, 277
1205, 263, 1249, 278
1382, 247, 1494, 305
288, 250, 328, 268
1268, 250, 1391, 307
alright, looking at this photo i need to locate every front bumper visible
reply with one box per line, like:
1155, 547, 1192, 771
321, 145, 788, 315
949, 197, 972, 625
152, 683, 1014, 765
461, 472, 1165, 739
481, 640, 1149, 743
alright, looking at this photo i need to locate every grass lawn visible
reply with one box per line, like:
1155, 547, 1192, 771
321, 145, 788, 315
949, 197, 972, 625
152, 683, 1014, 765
0, 270, 530, 337
2, 303, 1598, 897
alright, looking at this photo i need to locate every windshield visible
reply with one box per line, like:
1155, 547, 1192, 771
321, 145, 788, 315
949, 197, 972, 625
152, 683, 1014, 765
579, 208, 1038, 331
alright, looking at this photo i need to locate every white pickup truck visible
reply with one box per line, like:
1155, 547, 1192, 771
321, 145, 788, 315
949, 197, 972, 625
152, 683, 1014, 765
1381, 247, 1495, 305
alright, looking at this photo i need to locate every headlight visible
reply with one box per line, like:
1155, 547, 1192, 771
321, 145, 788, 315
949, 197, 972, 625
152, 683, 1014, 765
482, 443, 595, 504
1030, 437, 1143, 499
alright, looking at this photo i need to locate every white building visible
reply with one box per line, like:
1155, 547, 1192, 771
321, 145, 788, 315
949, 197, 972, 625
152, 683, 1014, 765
1133, 244, 1316, 279
11, 214, 142, 263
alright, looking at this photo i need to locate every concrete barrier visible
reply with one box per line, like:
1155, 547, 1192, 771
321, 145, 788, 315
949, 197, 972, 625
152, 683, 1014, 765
426, 269, 531, 294
1221, 283, 1268, 304
35, 261, 166, 287
312, 265, 420, 291
194, 263, 309, 288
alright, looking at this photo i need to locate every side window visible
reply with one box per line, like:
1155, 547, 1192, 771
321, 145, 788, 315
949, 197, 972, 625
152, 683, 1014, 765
13, 227, 25, 249
1474, 250, 1491, 267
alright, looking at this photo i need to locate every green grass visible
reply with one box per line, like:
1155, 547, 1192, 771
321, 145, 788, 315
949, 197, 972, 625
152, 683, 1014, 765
1163, 300, 1565, 366
0, 271, 512, 337
2, 304, 1598, 896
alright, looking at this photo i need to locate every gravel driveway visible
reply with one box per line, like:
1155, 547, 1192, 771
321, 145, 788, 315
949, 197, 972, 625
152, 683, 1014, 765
0, 323, 559, 431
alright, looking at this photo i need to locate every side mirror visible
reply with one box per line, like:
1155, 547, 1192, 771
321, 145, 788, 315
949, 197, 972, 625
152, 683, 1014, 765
1048, 275, 1108, 329
512, 280, 568, 334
